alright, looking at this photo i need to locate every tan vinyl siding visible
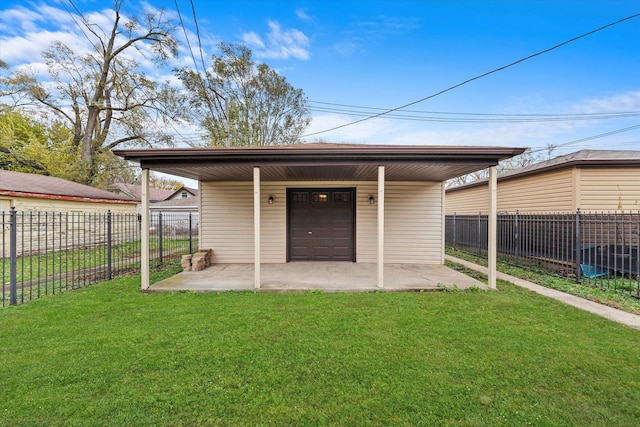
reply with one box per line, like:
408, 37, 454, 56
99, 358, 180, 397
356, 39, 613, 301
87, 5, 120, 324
446, 169, 574, 214
260, 183, 287, 262
200, 182, 254, 263
579, 167, 640, 211
446, 185, 488, 214
355, 183, 378, 262
200, 180, 443, 264
498, 169, 574, 213
384, 182, 443, 264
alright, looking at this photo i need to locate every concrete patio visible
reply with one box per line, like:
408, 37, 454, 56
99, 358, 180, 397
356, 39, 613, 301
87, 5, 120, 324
149, 262, 488, 292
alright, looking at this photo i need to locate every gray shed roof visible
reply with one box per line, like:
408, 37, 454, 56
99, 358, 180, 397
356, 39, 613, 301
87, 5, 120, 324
447, 150, 640, 192
0, 170, 136, 203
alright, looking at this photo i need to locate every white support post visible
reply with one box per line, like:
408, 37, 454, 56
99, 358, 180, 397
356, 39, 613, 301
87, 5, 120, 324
253, 167, 261, 289
377, 165, 385, 289
141, 168, 150, 291
488, 166, 497, 290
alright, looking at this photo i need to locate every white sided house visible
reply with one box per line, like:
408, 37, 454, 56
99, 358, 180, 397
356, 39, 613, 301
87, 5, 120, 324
115, 143, 525, 290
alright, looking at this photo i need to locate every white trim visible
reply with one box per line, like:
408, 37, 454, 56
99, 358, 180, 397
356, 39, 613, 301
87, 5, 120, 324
377, 166, 385, 288
253, 167, 261, 289
141, 168, 150, 290
488, 166, 497, 289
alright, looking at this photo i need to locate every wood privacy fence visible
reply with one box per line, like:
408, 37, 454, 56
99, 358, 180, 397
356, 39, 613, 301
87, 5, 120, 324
446, 210, 640, 299
1, 209, 199, 306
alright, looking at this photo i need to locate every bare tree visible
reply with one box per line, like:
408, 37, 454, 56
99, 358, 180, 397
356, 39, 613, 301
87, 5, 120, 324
446, 148, 546, 188
0, 1, 182, 184
176, 42, 310, 147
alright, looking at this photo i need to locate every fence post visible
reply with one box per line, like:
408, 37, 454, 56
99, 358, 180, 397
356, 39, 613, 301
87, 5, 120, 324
575, 208, 581, 283
106, 210, 112, 280
158, 212, 163, 264
9, 207, 17, 305
188, 212, 193, 254
477, 211, 482, 256
452, 213, 456, 248
514, 210, 519, 266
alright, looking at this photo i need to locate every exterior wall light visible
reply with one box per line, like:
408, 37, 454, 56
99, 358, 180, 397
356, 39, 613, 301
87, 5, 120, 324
369, 196, 375, 205
268, 196, 275, 205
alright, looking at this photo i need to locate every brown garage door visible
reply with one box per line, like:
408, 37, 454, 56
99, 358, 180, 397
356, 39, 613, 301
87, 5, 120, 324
287, 188, 355, 261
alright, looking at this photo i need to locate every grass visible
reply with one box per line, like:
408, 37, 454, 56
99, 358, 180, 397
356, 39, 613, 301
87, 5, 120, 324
2, 238, 196, 283
1, 263, 639, 425
446, 247, 640, 315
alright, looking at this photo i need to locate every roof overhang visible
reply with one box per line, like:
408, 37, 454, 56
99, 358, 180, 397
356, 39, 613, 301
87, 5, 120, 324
113, 145, 526, 182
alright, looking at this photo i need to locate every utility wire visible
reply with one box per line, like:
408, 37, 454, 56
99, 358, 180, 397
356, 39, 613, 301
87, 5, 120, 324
303, 13, 640, 137
308, 106, 640, 123
527, 123, 640, 155
173, 0, 219, 131
308, 100, 640, 118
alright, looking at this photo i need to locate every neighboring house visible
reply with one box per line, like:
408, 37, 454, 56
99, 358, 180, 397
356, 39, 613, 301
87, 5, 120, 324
0, 170, 137, 257
446, 150, 640, 214
109, 182, 176, 203
0, 170, 137, 213
149, 196, 200, 235
165, 186, 198, 201
115, 143, 524, 289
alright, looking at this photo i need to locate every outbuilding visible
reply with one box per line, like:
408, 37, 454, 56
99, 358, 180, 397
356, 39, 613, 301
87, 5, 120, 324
446, 150, 640, 214
115, 143, 525, 290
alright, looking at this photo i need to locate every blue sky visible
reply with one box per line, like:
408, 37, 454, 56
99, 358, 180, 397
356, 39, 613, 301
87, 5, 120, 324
1, 0, 639, 160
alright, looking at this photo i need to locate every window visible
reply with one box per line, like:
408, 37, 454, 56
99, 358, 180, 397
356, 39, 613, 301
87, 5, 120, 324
181, 191, 188, 198
333, 192, 350, 203
312, 192, 329, 204
291, 192, 309, 203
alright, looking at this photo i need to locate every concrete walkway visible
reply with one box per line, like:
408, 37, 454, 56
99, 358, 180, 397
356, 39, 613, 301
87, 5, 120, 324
150, 262, 488, 293
446, 255, 640, 330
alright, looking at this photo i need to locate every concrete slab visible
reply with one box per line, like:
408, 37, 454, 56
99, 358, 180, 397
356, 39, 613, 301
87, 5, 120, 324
149, 262, 488, 293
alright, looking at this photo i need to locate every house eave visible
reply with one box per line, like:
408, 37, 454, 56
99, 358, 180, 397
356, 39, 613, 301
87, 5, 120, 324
113, 145, 526, 182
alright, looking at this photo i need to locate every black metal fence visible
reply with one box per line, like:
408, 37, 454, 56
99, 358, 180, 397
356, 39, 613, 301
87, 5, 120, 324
446, 210, 640, 298
1, 209, 199, 306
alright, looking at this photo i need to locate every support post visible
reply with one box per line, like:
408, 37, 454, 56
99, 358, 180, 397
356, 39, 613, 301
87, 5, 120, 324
488, 166, 497, 289
141, 168, 150, 291
377, 165, 385, 289
253, 167, 261, 289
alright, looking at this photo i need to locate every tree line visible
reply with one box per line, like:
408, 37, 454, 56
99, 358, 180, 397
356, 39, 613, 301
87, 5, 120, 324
0, 0, 310, 188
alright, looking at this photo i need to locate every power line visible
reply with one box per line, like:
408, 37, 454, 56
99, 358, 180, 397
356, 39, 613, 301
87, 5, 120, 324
527, 123, 640, 155
309, 100, 640, 118
307, 105, 640, 123
303, 13, 640, 138
173, 0, 221, 137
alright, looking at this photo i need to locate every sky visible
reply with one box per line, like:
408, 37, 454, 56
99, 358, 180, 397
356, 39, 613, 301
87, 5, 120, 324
1, 0, 639, 184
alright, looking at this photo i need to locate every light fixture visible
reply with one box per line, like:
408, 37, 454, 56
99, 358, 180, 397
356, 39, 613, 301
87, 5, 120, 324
268, 196, 274, 205
369, 195, 375, 205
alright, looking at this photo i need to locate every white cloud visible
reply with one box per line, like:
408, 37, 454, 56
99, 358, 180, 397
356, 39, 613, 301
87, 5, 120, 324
295, 8, 312, 22
243, 20, 310, 61
575, 90, 640, 113
242, 32, 265, 49
305, 113, 399, 144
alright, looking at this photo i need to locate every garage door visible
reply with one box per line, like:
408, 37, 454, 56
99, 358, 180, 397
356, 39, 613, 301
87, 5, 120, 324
287, 188, 355, 261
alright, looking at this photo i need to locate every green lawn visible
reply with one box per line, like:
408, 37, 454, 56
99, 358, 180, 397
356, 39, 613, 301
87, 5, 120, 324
446, 247, 640, 315
1, 264, 639, 426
